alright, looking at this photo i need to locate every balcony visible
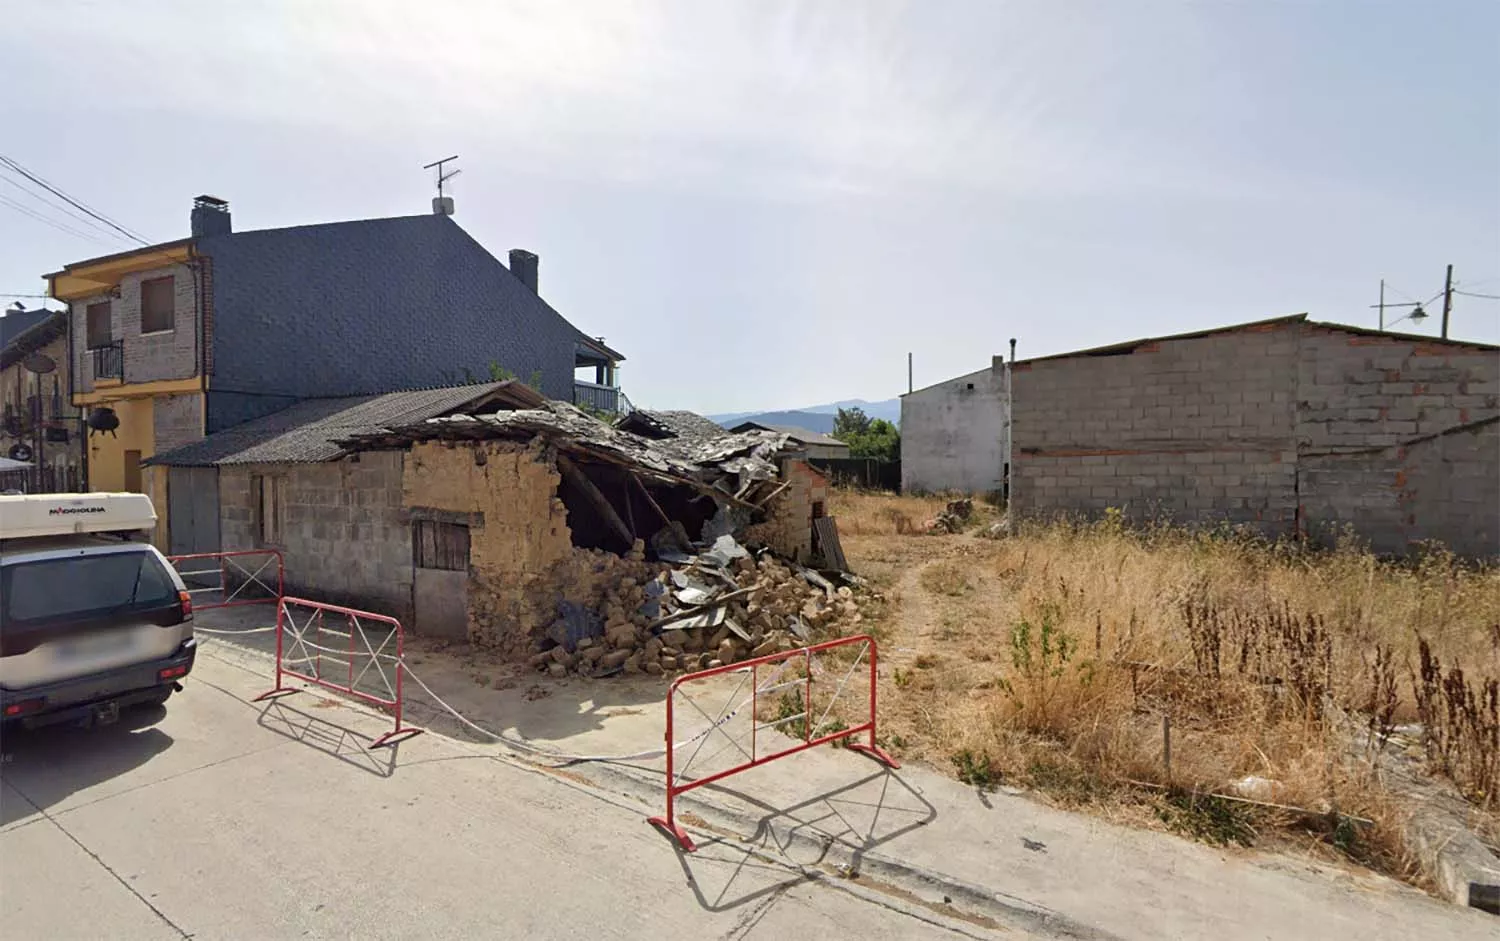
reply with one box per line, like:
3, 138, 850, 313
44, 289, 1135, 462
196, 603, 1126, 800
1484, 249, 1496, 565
573, 380, 632, 416
91, 341, 123, 381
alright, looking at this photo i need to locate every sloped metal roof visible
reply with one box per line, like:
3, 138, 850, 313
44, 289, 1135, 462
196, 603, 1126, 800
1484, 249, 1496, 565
146, 381, 544, 467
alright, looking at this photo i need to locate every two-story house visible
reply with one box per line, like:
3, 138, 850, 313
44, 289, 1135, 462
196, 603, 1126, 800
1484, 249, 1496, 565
1, 306, 83, 492
46, 195, 625, 547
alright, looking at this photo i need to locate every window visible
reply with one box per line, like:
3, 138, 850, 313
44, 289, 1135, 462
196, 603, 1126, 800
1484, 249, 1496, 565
1, 550, 178, 625
413, 520, 470, 571
140, 276, 175, 333
86, 301, 112, 349
254, 475, 286, 545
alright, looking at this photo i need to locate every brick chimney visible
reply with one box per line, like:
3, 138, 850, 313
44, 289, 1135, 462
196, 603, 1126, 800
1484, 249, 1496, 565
191, 195, 231, 237
509, 249, 538, 293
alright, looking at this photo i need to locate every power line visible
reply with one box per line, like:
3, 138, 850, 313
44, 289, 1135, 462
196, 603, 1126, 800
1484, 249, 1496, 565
0, 153, 149, 245
0, 193, 114, 246
1455, 289, 1500, 300
0, 170, 130, 243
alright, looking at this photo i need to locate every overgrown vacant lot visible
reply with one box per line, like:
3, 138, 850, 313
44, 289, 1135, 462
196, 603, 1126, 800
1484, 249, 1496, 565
831, 489, 1499, 880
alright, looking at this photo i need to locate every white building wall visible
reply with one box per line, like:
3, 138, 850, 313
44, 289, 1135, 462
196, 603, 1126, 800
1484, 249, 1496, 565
900, 364, 1010, 495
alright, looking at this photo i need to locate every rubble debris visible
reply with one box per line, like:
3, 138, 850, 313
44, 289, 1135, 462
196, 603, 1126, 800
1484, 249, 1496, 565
979, 516, 1012, 539
526, 537, 877, 680
926, 498, 975, 534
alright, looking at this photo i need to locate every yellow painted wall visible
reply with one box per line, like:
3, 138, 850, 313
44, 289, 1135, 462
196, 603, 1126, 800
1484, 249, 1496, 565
85, 395, 174, 547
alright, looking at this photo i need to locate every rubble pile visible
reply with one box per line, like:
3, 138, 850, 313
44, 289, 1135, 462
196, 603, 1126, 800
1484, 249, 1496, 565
926, 498, 974, 534
527, 537, 867, 680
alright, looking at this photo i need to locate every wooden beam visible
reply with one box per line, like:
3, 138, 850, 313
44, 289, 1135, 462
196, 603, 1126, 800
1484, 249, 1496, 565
556, 453, 634, 550
629, 472, 672, 526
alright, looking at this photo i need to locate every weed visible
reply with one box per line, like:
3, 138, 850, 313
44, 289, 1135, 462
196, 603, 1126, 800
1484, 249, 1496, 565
893, 668, 913, 688
775, 692, 807, 740
952, 749, 1000, 790
914, 654, 938, 670
1155, 791, 1259, 847
1413, 637, 1499, 809
920, 562, 973, 596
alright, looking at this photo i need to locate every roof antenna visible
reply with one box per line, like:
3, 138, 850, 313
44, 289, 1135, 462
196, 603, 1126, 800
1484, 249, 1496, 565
423, 155, 460, 215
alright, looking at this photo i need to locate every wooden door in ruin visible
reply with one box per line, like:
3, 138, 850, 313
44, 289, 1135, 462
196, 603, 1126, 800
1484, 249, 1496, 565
412, 518, 470, 640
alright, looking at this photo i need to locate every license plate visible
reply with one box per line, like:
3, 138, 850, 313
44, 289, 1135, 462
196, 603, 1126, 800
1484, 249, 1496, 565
54, 632, 136, 661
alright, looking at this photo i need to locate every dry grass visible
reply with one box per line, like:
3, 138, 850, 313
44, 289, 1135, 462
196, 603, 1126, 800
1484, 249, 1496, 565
830, 489, 1500, 879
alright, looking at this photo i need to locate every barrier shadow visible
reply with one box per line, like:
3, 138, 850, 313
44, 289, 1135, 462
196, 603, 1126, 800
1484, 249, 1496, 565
255, 699, 400, 778
701, 762, 937, 875
666, 831, 817, 914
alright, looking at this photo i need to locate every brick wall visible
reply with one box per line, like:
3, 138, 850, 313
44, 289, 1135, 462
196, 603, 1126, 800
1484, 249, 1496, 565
744, 459, 828, 564
219, 451, 413, 621
152, 393, 203, 452
1010, 323, 1300, 532
71, 262, 199, 394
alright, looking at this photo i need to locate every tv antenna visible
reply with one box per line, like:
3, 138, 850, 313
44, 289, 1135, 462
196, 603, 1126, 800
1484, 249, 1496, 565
423, 155, 461, 199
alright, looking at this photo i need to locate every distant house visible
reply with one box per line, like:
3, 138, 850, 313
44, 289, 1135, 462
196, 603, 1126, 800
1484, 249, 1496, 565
1, 308, 81, 492
45, 194, 624, 549
729, 421, 850, 460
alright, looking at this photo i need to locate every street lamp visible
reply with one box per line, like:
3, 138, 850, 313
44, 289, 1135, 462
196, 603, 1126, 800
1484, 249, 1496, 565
1387, 304, 1428, 330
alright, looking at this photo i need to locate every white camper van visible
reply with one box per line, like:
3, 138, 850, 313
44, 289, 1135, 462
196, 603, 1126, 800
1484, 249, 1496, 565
0, 493, 196, 730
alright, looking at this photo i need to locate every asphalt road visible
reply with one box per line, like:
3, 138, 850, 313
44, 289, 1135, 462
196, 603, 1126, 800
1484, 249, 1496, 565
0, 644, 991, 941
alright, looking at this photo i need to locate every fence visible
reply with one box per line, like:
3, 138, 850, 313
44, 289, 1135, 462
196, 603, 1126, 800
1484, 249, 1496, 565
648, 634, 896, 852
808, 457, 901, 492
168, 549, 284, 610
254, 596, 422, 749
0, 463, 83, 494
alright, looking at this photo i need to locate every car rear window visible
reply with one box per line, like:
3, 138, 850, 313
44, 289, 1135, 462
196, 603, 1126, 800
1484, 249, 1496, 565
1, 551, 178, 626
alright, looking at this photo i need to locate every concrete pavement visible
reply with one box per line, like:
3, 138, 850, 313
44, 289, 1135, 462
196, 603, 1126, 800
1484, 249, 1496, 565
0, 643, 995, 941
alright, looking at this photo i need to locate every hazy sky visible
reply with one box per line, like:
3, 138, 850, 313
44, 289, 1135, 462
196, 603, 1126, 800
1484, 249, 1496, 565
3, 1, 1497, 413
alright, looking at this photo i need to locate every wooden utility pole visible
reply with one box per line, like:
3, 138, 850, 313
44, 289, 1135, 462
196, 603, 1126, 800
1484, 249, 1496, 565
1441, 264, 1454, 339
907, 352, 913, 394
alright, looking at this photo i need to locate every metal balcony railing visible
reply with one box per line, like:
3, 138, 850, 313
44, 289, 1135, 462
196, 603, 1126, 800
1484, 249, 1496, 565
573, 380, 629, 415
91, 341, 123, 381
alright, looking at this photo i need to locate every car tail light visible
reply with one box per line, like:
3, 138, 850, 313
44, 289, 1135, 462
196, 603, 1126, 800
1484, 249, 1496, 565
3, 698, 45, 717
159, 665, 189, 681
178, 590, 193, 618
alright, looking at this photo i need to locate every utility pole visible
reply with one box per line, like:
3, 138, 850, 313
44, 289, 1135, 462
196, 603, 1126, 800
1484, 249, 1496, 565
907, 352, 912, 394
1441, 264, 1453, 339
1377, 279, 1385, 331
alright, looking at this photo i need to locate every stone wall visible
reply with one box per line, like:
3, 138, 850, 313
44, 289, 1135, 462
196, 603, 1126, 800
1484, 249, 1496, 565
743, 459, 828, 565
901, 365, 1009, 495
1010, 322, 1301, 532
401, 439, 573, 651
219, 451, 413, 621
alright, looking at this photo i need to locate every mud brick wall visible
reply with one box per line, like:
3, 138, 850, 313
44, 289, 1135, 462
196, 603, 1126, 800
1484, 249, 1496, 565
744, 459, 828, 565
401, 439, 573, 651
218, 451, 413, 620
1010, 322, 1301, 533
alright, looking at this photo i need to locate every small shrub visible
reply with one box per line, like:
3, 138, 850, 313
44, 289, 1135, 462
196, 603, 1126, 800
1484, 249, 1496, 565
1413, 637, 1499, 809
920, 562, 972, 596
1155, 791, 1259, 847
952, 749, 999, 790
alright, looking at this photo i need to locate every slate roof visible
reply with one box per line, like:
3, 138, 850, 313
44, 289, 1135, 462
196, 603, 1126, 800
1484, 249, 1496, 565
616, 409, 726, 441
146, 381, 544, 467
0, 309, 54, 349
729, 421, 849, 448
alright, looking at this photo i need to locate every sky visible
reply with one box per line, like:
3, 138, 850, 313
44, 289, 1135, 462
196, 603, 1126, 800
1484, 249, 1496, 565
2, 0, 1497, 414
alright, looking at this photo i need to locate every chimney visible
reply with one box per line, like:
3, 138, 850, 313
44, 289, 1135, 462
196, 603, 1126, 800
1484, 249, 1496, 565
191, 195, 231, 237
509, 249, 538, 293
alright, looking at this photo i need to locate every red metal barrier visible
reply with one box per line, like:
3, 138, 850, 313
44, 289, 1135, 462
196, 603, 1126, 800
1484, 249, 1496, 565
253, 596, 421, 749
168, 549, 284, 610
648, 634, 897, 852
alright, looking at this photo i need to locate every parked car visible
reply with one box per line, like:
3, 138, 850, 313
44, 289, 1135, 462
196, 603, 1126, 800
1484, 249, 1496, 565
1, 493, 195, 730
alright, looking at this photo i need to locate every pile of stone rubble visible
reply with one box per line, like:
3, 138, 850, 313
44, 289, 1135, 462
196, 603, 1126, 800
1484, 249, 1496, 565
528, 536, 869, 679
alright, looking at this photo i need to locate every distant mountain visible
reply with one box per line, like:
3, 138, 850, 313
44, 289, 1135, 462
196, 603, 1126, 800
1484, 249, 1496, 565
708, 397, 900, 433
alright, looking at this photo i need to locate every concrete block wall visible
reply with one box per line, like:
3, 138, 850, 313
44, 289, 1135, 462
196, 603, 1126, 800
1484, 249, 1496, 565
1010, 322, 1300, 533
219, 451, 413, 622
901, 365, 1009, 495
71, 262, 199, 393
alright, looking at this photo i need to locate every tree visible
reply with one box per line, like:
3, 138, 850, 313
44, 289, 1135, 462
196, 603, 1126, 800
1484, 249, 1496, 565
844, 418, 900, 462
833, 407, 872, 439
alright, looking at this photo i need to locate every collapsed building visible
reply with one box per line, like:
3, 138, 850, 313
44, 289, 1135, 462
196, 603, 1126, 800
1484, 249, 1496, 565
149, 389, 858, 673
